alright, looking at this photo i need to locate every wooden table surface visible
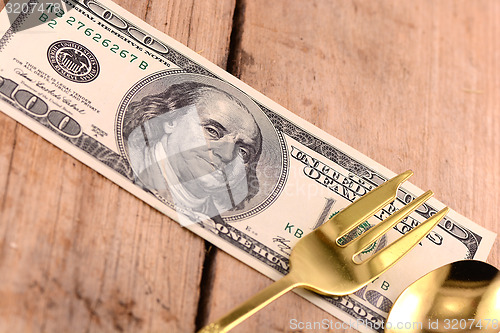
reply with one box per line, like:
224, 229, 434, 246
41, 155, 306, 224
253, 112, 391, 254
0, 1, 498, 332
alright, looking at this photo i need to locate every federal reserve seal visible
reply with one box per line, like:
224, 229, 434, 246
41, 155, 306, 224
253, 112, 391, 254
47, 40, 100, 83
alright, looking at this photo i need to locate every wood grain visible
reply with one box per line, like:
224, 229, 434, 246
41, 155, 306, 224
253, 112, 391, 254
0, 1, 498, 333
203, 1, 500, 332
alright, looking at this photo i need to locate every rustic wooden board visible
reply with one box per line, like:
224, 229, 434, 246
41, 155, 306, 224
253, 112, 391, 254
0, 0, 235, 332
203, 1, 499, 332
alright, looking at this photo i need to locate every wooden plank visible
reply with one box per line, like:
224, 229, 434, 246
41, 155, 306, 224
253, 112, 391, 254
203, 1, 500, 332
0, 0, 235, 332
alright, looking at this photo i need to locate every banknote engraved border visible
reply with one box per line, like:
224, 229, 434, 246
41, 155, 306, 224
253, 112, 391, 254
0, 0, 39, 51
325, 295, 385, 332
206, 217, 385, 328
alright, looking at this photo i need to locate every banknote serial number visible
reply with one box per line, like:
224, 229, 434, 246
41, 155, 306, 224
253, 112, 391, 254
38, 11, 148, 70
5, 2, 61, 14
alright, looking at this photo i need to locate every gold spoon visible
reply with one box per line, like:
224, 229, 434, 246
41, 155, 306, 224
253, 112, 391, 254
385, 260, 500, 333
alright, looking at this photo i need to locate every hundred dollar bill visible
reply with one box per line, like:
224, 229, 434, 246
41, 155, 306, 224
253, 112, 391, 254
0, 0, 496, 331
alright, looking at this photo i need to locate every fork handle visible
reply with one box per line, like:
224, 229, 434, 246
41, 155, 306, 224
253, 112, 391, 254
198, 273, 302, 333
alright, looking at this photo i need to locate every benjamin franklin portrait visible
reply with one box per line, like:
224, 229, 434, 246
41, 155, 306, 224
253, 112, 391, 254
122, 81, 264, 223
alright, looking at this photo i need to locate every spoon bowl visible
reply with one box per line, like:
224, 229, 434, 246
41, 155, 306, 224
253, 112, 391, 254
385, 260, 500, 333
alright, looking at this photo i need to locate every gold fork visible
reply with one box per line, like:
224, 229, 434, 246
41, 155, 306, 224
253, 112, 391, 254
198, 170, 449, 333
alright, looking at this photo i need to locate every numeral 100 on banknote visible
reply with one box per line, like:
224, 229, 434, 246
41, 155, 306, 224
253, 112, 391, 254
0, 75, 81, 137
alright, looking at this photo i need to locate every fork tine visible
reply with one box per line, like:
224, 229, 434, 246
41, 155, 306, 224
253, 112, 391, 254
365, 207, 450, 274
349, 190, 434, 257
327, 170, 413, 241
